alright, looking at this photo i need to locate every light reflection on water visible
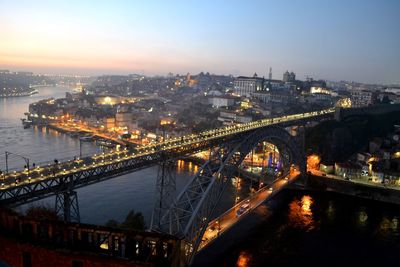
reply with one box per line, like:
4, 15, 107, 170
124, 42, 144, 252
287, 194, 315, 231
213, 191, 400, 267
236, 251, 251, 267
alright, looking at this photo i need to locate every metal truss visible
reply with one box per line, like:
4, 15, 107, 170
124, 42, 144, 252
239, 126, 306, 175
155, 125, 306, 265
155, 140, 246, 265
55, 190, 80, 222
150, 156, 177, 231
0, 133, 234, 206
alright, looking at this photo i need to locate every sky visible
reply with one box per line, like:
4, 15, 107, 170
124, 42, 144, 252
0, 0, 399, 84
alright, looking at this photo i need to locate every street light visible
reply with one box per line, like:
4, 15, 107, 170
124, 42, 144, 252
5, 151, 30, 175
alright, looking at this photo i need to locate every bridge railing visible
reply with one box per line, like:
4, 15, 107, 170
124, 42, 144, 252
0, 151, 99, 174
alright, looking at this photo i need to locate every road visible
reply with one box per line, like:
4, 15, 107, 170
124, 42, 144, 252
199, 169, 300, 250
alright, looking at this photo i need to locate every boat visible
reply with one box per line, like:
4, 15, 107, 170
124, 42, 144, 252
21, 118, 33, 129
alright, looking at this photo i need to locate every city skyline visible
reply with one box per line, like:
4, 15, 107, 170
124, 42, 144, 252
1, 0, 399, 84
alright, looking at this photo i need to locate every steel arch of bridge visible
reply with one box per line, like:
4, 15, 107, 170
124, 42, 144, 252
153, 125, 305, 265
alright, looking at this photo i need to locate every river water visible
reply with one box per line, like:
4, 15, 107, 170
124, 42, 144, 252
0, 86, 249, 225
201, 189, 400, 266
1, 87, 400, 266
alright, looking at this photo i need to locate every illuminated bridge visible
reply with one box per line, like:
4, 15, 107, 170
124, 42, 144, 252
0, 107, 335, 265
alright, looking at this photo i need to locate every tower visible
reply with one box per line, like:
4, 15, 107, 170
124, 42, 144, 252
269, 67, 272, 80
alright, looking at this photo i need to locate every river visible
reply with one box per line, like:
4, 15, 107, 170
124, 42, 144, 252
0, 86, 249, 225
204, 190, 400, 266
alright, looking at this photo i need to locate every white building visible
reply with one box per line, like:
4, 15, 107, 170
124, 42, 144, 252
234, 75, 264, 97
385, 86, 400, 95
208, 95, 236, 108
350, 90, 377, 107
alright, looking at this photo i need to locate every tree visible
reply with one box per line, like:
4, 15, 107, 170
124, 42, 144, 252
381, 95, 390, 104
105, 219, 119, 228
25, 206, 59, 221
104, 210, 146, 230
120, 210, 145, 230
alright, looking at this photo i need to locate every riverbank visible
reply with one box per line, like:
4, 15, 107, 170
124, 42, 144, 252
304, 174, 400, 205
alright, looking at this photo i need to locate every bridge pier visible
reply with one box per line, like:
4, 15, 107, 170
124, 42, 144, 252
150, 159, 176, 231
55, 190, 80, 223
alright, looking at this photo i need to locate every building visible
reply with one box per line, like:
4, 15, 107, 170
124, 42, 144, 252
218, 111, 236, 125
335, 162, 361, 179
385, 86, 400, 95
208, 95, 236, 108
252, 90, 294, 105
218, 111, 252, 125
264, 79, 290, 90
283, 71, 296, 82
115, 112, 135, 130
103, 117, 116, 130
350, 90, 377, 107
303, 93, 332, 104
234, 74, 264, 97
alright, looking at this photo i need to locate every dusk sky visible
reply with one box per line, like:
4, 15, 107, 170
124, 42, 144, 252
1, 0, 399, 83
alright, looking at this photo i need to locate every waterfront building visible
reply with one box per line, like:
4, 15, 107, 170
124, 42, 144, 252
116, 112, 135, 131
103, 117, 116, 130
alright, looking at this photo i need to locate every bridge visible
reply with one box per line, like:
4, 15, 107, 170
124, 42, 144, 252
0, 107, 335, 265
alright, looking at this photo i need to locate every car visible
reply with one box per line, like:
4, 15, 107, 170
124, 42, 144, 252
236, 200, 250, 217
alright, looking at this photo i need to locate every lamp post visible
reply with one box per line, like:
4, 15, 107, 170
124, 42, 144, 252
5, 151, 30, 175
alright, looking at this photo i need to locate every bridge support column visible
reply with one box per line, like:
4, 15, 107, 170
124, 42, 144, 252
55, 190, 80, 223
150, 159, 176, 231
297, 125, 307, 175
